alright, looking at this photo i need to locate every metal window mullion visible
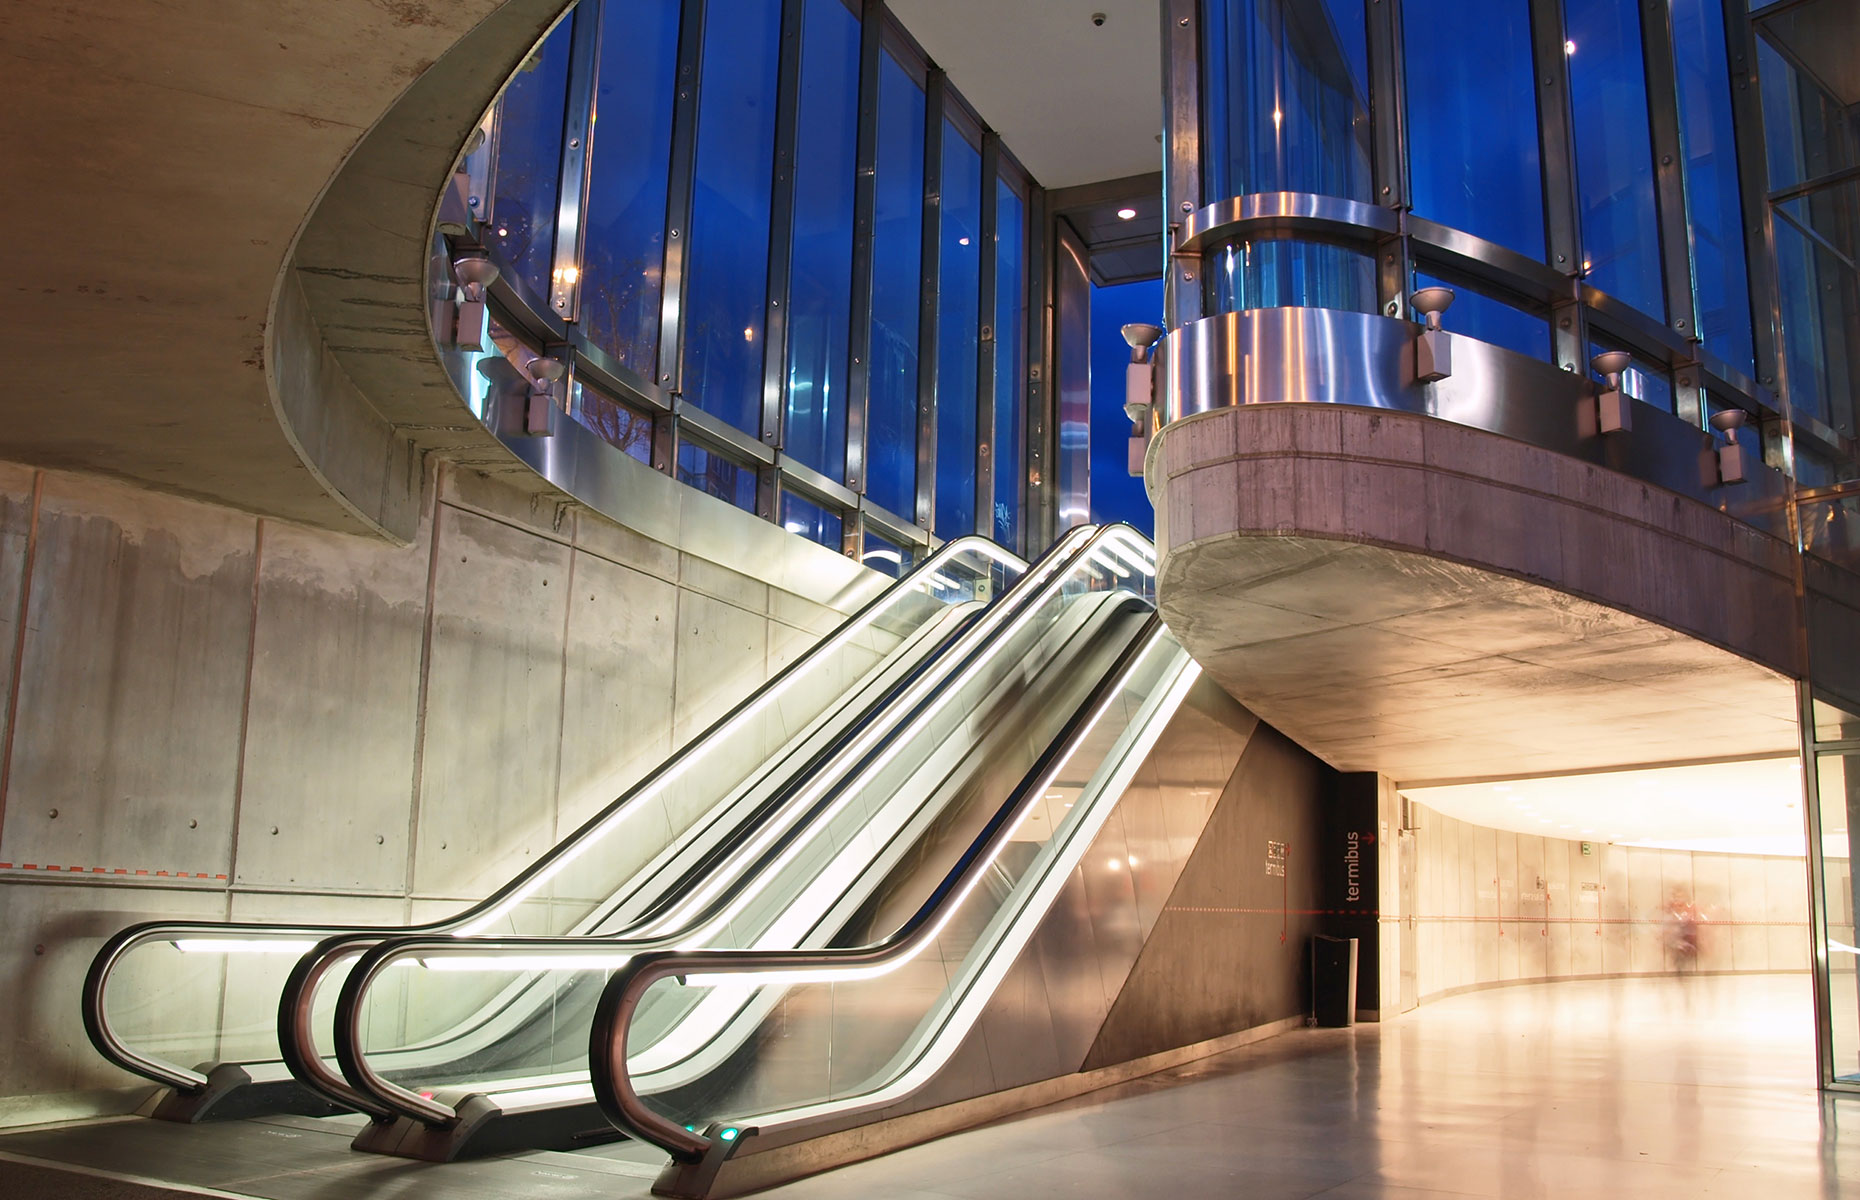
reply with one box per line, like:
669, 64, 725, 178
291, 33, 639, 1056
1163, 0, 1202, 332
1025, 184, 1051, 555
914, 70, 946, 530
548, 7, 603, 322
761, 0, 807, 450
843, 0, 885, 494
1640, 0, 1698, 343
1528, 0, 1587, 377
656, 0, 708, 398
1369, 0, 1412, 320
1722, 0, 1787, 400
1368, 0, 1408, 212
1640, 0, 1705, 426
975, 133, 1001, 540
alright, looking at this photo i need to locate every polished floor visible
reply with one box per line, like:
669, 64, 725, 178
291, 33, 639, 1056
6, 975, 1857, 1199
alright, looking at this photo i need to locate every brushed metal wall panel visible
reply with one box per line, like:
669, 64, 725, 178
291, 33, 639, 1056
1083, 722, 1333, 1070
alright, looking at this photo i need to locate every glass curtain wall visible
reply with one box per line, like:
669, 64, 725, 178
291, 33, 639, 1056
1672, 0, 1756, 377
683, 0, 782, 435
1563, 0, 1664, 318
1402, 0, 1545, 259
487, 14, 576, 306
935, 122, 983, 539
459, 0, 1042, 561
866, 51, 927, 521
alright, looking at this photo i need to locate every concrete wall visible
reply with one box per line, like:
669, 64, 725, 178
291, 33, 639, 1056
1406, 802, 1810, 1004
0, 457, 879, 1127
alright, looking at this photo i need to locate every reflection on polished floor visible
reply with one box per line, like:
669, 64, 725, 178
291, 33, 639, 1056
759, 974, 1856, 1200
5, 976, 1854, 1200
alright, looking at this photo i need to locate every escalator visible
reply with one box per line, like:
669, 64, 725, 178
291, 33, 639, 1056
82, 525, 1202, 1185
83, 534, 1026, 1122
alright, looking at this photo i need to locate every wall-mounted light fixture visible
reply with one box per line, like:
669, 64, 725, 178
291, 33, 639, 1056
1709, 408, 1748, 486
1120, 323, 1164, 476
1411, 287, 1454, 383
522, 355, 568, 437
1589, 350, 1633, 435
450, 256, 500, 351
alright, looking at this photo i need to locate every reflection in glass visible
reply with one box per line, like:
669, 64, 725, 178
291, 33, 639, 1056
1211, 238, 1375, 314
785, 0, 860, 479
683, 0, 782, 435
1404, 0, 1544, 259
866, 54, 926, 520
1588, 338, 1673, 415
1564, 0, 1664, 317
1772, 208, 1858, 431
935, 124, 982, 539
1201, 0, 1370, 202
860, 529, 910, 578
488, 15, 575, 305
578, 0, 680, 377
568, 380, 653, 463
1671, 0, 1754, 375
1412, 270, 1551, 362
1814, 752, 1859, 1082
1803, 496, 1860, 573
994, 180, 1026, 550
676, 441, 758, 512
779, 490, 843, 550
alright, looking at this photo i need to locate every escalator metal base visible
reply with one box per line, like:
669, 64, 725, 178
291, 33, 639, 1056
149, 1063, 348, 1124
349, 1094, 627, 1161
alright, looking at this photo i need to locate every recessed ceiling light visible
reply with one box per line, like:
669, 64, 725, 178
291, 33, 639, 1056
1116, 207, 1137, 220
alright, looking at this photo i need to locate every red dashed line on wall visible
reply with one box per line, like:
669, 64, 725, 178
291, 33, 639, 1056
0, 862, 226, 880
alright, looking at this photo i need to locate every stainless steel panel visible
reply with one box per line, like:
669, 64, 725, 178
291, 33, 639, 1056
1028, 863, 1114, 1072
1156, 306, 1793, 541
2, 475, 254, 877
411, 505, 572, 898
234, 514, 428, 893
1176, 193, 1397, 255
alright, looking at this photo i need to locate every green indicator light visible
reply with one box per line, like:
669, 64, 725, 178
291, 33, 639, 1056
685, 1124, 697, 1132
720, 1127, 739, 1142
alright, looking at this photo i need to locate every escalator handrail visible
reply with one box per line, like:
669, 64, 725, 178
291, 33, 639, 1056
588, 607, 1165, 1163
324, 525, 1149, 1127
81, 535, 1024, 1096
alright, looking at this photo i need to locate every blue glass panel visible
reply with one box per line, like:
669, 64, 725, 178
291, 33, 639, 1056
934, 124, 982, 539
1671, 0, 1754, 375
1403, 0, 1544, 259
779, 490, 843, 550
993, 180, 1026, 550
866, 54, 925, 519
676, 441, 758, 511
1564, 0, 1664, 318
568, 380, 654, 462
1089, 279, 1164, 538
1412, 271, 1551, 362
579, 0, 679, 377
488, 16, 575, 304
1211, 238, 1375, 313
785, 0, 860, 479
860, 529, 910, 578
1202, 0, 1370, 201
684, 0, 782, 434
1588, 338, 1673, 415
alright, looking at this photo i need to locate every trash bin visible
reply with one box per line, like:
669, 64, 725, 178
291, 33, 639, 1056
1310, 935, 1358, 1027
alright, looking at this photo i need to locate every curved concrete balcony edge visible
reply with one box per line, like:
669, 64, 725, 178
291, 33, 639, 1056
1149, 403, 1802, 783
269, 0, 572, 543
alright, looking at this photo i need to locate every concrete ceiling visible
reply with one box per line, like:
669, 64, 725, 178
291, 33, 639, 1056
1404, 757, 1811, 856
889, 0, 1163, 189
1159, 536, 1802, 786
